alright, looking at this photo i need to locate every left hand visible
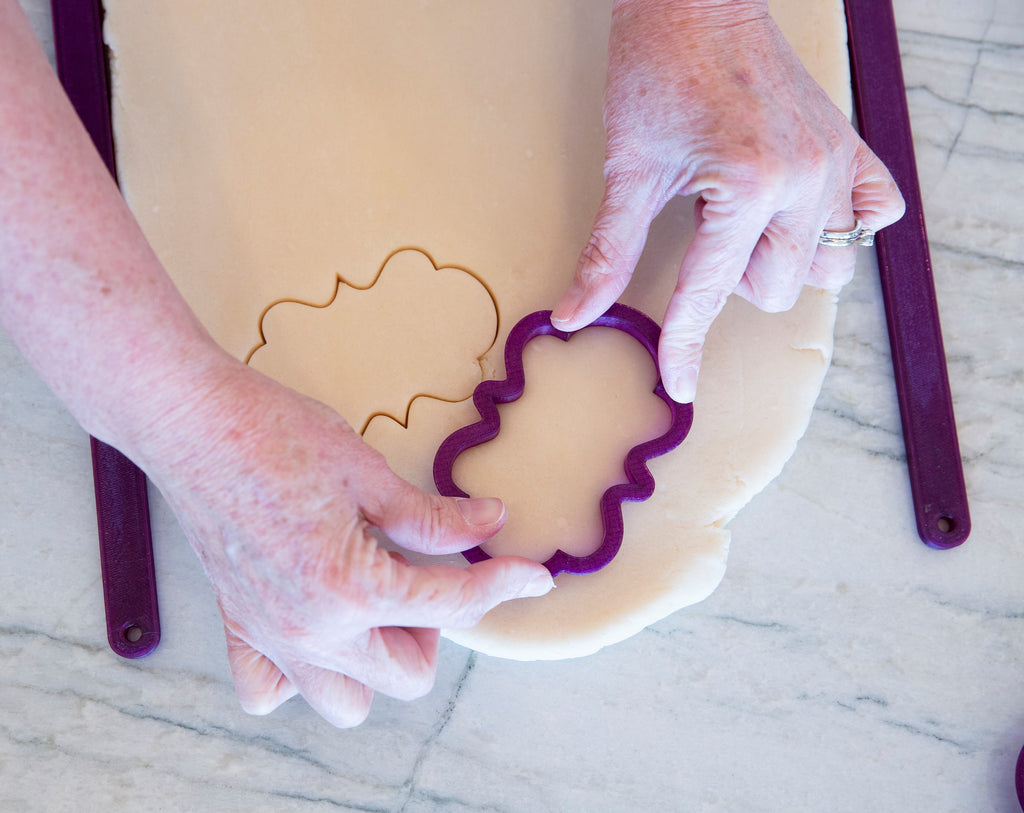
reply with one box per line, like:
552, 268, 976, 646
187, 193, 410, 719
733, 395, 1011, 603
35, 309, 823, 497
551, 0, 905, 402
134, 359, 554, 727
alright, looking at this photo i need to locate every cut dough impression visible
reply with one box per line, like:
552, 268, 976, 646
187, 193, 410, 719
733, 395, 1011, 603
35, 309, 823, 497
104, 0, 847, 660
450, 324, 673, 563
248, 249, 498, 434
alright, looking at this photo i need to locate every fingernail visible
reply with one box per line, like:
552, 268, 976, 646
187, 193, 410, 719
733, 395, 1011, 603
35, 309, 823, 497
457, 497, 506, 526
550, 286, 583, 328
516, 569, 555, 599
665, 366, 698, 404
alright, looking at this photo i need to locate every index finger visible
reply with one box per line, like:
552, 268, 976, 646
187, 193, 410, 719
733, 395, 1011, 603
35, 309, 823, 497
551, 174, 661, 332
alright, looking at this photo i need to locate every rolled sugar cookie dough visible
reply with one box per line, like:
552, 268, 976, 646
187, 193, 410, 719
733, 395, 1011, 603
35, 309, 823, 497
450, 324, 674, 564
104, 0, 847, 660
247, 248, 500, 435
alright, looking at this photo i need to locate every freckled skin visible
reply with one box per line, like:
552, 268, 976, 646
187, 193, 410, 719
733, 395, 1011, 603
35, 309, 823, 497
553, 0, 905, 403
1, 0, 902, 728
0, 0, 551, 728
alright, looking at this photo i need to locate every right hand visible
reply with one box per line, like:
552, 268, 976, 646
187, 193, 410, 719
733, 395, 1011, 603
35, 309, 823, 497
552, 0, 905, 402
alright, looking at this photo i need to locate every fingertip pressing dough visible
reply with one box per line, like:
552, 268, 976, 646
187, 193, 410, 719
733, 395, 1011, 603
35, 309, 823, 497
104, 0, 848, 660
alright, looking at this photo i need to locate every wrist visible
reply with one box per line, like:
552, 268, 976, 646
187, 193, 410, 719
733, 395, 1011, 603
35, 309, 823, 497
113, 336, 254, 479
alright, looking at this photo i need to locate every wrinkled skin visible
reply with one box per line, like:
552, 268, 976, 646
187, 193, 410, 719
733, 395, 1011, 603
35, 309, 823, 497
553, 0, 906, 402
0, 0, 551, 729
2, 0, 905, 728
142, 359, 554, 727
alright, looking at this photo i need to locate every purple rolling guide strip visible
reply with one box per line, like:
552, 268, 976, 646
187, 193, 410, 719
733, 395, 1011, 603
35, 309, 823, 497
1016, 743, 1024, 811
51, 0, 160, 657
845, 0, 970, 548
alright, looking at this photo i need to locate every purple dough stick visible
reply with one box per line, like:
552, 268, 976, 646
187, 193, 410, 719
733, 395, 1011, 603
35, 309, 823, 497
433, 304, 693, 576
52, 0, 161, 657
846, 0, 970, 548
1017, 742, 1024, 812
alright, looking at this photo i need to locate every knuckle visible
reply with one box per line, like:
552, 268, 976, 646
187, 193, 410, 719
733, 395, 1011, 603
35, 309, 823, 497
322, 683, 373, 729
400, 566, 486, 630
334, 699, 373, 729
361, 629, 438, 702
758, 287, 802, 313
744, 268, 804, 313
436, 566, 509, 630
238, 693, 277, 716
883, 180, 907, 222
727, 149, 789, 203
443, 584, 489, 629
577, 229, 633, 289
397, 669, 437, 702
675, 282, 730, 327
601, 147, 638, 179
413, 496, 451, 545
805, 127, 847, 181
660, 338, 703, 370
811, 253, 856, 290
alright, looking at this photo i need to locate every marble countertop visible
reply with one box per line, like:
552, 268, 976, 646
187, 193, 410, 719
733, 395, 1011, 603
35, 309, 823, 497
3, 1, 1022, 810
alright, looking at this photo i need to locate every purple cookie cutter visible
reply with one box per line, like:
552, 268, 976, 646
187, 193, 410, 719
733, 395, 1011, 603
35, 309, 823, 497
433, 304, 693, 576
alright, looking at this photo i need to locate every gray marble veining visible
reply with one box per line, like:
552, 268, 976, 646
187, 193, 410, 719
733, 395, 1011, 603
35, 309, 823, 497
2, 1, 1023, 810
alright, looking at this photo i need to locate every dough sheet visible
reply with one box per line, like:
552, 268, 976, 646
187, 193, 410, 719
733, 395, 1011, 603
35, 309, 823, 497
104, 0, 848, 659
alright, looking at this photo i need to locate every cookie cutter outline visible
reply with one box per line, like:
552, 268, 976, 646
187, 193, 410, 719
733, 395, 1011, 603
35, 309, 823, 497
433, 304, 694, 576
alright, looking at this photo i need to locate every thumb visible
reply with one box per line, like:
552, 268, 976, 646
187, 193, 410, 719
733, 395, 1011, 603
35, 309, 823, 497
552, 173, 660, 331
364, 473, 508, 556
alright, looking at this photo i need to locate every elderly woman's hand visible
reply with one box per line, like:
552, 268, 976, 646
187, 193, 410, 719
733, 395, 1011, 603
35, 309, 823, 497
1, 0, 551, 730
552, 0, 905, 402
138, 359, 553, 727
